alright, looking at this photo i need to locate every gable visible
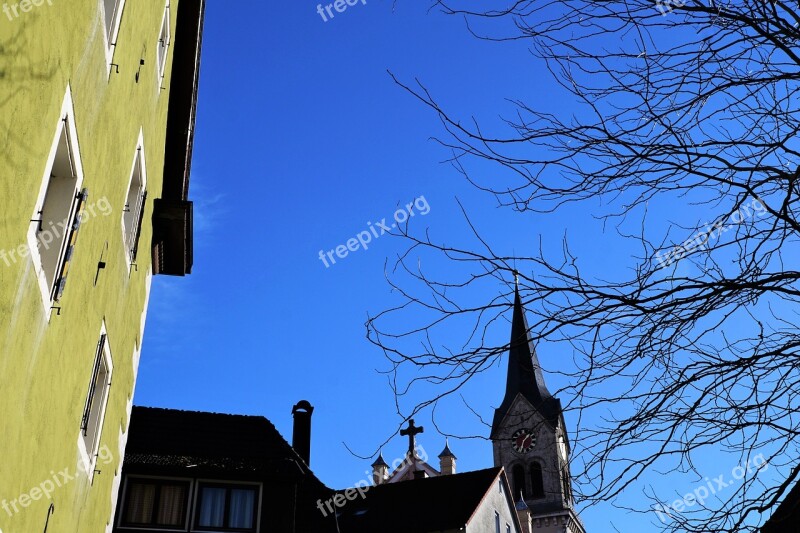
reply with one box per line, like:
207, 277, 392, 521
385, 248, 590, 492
387, 456, 441, 482
492, 393, 561, 440
465, 470, 523, 533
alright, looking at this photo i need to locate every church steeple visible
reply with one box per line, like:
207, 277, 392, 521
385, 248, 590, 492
489, 284, 584, 532
491, 286, 559, 438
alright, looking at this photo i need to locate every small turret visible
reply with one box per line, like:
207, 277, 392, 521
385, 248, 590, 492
438, 439, 457, 475
371, 452, 389, 485
515, 494, 532, 533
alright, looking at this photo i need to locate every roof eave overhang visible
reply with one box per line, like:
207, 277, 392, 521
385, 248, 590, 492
152, 0, 205, 276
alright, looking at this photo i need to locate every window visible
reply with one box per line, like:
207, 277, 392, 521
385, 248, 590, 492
27, 87, 86, 311
79, 325, 113, 470
506, 525, 511, 533
194, 483, 258, 532
512, 464, 526, 500
530, 462, 545, 499
494, 511, 500, 533
156, 3, 171, 89
103, 0, 124, 41
120, 477, 190, 529
102, 0, 126, 70
122, 135, 147, 264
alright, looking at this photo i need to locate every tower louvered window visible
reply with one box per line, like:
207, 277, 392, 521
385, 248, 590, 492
530, 462, 545, 498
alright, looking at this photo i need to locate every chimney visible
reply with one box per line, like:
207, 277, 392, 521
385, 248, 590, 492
291, 400, 313, 466
438, 440, 456, 475
371, 452, 389, 485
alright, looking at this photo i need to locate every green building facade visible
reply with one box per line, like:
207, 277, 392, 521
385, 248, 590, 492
0, 1, 204, 532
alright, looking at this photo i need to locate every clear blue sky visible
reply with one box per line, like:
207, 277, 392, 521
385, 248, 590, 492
135, 2, 775, 531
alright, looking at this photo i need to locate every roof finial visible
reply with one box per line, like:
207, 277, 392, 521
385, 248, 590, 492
372, 449, 389, 467
513, 269, 519, 290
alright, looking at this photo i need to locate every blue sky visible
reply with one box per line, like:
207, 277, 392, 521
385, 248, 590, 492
135, 2, 777, 531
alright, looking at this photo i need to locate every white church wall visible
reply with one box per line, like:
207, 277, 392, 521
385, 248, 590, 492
466, 475, 521, 533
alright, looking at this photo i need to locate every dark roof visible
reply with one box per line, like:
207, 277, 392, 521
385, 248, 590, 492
762, 475, 800, 532
334, 467, 506, 532
153, 0, 205, 276
121, 406, 336, 533
125, 406, 323, 482
492, 287, 563, 437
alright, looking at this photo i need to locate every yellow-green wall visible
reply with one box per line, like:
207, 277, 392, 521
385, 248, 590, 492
0, 1, 184, 531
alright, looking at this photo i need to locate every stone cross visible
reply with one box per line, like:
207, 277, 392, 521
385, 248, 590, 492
400, 419, 423, 456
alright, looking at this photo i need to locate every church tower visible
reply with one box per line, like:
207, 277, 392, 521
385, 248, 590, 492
491, 285, 586, 533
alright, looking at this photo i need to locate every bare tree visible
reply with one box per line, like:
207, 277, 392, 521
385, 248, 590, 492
367, 1, 800, 531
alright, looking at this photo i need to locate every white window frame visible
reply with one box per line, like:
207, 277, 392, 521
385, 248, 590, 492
117, 475, 193, 530
121, 130, 147, 268
156, 2, 171, 93
27, 86, 86, 319
78, 322, 114, 477
191, 480, 262, 533
102, 0, 126, 76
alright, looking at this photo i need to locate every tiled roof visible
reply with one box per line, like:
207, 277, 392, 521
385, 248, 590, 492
122, 406, 337, 533
125, 406, 325, 482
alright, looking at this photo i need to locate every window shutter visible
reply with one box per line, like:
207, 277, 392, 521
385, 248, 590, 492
81, 333, 106, 435
53, 188, 88, 302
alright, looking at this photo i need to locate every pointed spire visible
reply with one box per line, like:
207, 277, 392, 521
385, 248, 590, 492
515, 492, 530, 511
371, 450, 389, 467
438, 438, 456, 459
507, 285, 551, 401
491, 285, 560, 436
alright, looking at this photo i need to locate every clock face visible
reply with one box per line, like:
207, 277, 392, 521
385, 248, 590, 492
512, 428, 536, 453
